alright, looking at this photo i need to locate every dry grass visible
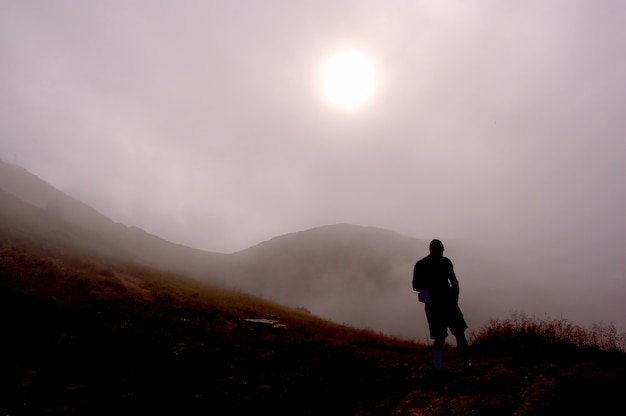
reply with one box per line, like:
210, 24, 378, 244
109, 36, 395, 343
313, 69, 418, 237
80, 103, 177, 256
471, 311, 626, 356
2, 232, 626, 415
0, 235, 426, 414
0, 235, 418, 349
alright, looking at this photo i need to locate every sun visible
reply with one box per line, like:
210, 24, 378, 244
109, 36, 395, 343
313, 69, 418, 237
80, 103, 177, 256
319, 50, 378, 111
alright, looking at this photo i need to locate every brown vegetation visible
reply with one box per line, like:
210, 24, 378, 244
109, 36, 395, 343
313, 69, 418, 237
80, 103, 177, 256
1, 234, 625, 415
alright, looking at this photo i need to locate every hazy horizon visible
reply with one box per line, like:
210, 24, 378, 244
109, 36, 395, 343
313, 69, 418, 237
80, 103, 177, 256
2, 1, 625, 334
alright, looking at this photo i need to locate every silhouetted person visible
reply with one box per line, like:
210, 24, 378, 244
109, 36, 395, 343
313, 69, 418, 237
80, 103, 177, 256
413, 239, 470, 371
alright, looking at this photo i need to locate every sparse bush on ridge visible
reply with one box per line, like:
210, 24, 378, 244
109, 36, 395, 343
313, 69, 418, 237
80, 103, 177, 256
471, 311, 626, 355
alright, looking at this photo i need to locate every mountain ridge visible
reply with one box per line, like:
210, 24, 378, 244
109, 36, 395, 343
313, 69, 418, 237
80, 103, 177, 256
0, 161, 434, 338
2, 160, 621, 341
0, 161, 545, 341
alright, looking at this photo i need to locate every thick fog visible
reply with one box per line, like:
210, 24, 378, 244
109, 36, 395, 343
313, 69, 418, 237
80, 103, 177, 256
1, 2, 625, 332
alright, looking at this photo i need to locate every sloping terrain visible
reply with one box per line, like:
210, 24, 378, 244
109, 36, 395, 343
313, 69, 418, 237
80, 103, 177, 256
4, 160, 611, 342
1, 235, 625, 415
1, 161, 625, 414
225, 224, 426, 334
0, 234, 419, 415
0, 161, 228, 278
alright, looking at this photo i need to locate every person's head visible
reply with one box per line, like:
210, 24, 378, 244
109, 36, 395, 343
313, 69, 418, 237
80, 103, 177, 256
429, 239, 444, 257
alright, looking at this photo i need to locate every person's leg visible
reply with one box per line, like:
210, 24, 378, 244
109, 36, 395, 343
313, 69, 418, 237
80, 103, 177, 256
432, 337, 446, 370
452, 330, 470, 366
426, 305, 447, 370
449, 303, 470, 366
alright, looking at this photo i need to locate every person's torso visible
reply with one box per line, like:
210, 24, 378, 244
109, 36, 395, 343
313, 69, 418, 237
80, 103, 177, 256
418, 256, 454, 301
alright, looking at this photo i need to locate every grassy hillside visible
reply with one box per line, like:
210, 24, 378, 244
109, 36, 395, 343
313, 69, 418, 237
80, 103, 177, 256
0, 161, 228, 279
224, 223, 428, 339
1, 231, 626, 415
6, 161, 622, 344
0, 233, 420, 415
1, 162, 625, 414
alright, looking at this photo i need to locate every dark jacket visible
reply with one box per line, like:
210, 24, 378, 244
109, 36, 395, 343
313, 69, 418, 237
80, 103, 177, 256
412, 254, 460, 304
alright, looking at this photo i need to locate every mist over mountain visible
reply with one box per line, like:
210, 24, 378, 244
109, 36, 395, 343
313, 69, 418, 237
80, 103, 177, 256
226, 224, 427, 338
1, 160, 623, 341
0, 161, 228, 278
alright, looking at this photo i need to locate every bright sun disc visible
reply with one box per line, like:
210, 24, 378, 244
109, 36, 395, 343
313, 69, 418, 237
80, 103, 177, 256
320, 50, 377, 111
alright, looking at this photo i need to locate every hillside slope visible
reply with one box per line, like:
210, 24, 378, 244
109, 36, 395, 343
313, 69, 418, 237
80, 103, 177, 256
0, 161, 574, 342
2, 161, 623, 342
1, 233, 625, 415
226, 223, 427, 337
0, 161, 228, 278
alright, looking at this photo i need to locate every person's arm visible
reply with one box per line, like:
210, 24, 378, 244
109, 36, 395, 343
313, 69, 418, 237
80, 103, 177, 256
447, 258, 460, 302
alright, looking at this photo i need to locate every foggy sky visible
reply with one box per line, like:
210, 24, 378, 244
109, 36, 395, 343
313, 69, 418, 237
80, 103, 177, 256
1, 0, 625, 268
